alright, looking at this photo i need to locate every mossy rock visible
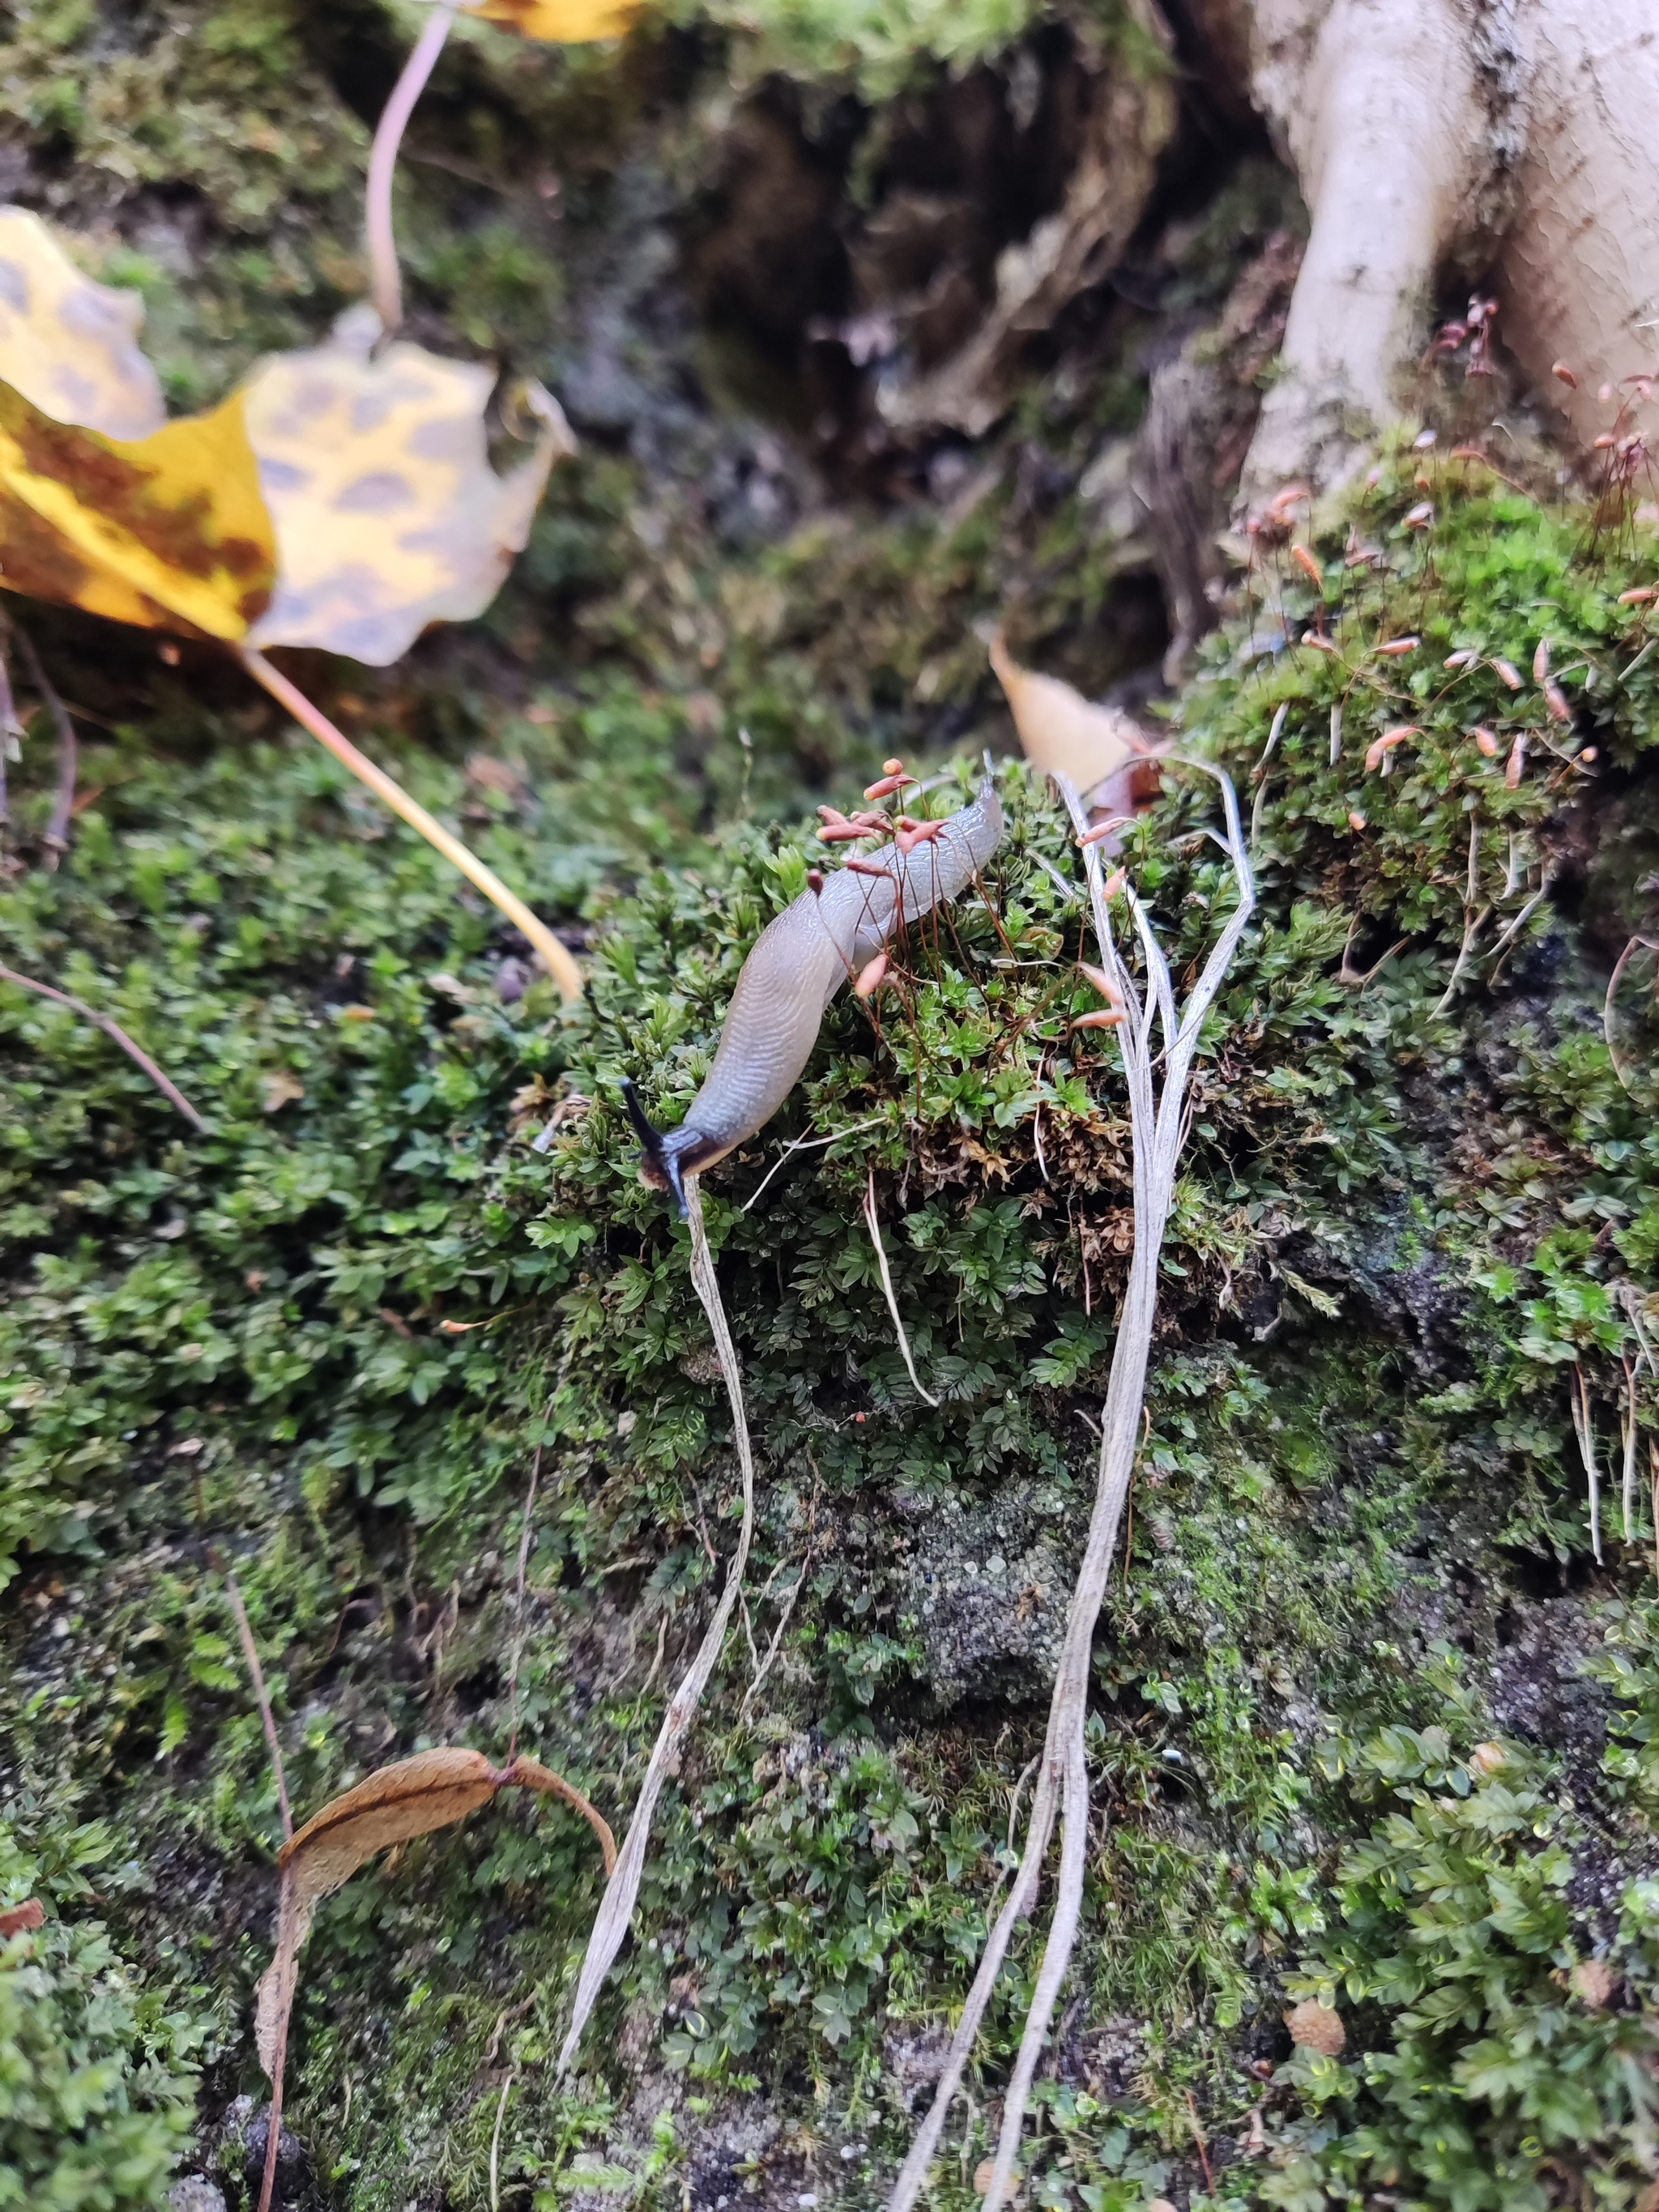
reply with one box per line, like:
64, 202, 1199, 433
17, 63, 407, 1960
6, 5, 1659, 2210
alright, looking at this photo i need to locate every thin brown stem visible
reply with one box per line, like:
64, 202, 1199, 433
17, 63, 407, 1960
0, 963, 207, 1130
224, 1569, 294, 1842
13, 627, 77, 860
0, 627, 15, 832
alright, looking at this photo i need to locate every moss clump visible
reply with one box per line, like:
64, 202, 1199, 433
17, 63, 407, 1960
0, 1813, 210, 2210
5, 0, 1659, 2199
6, 443, 1659, 2210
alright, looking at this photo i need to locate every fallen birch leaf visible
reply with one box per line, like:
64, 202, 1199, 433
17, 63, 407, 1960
990, 634, 1150, 797
0, 208, 164, 441
0, 381, 275, 640
254, 1748, 499, 2078
243, 313, 574, 665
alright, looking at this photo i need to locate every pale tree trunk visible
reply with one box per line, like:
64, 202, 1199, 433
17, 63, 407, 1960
1212, 0, 1659, 499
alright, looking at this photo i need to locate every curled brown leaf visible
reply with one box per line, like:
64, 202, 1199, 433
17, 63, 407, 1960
253, 1745, 611, 2212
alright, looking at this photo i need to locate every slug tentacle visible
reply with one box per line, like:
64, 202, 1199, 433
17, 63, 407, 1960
631, 774, 1005, 1213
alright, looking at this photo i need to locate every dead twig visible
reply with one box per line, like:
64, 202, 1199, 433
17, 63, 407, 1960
224, 1566, 293, 1842
0, 962, 207, 1131
12, 627, 76, 862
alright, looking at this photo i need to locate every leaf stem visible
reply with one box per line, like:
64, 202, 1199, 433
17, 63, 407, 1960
366, 1, 458, 335
240, 648, 582, 1002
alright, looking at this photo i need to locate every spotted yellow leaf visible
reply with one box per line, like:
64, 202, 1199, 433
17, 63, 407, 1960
0, 207, 164, 441
0, 380, 276, 639
242, 310, 574, 664
463, 0, 638, 39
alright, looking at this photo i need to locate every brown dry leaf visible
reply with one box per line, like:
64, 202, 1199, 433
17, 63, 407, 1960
1570, 1958, 1616, 2007
254, 1748, 498, 2078
0, 1897, 45, 1937
0, 209, 164, 441
241, 313, 574, 665
253, 1745, 612, 2099
990, 634, 1149, 797
1286, 1998, 1346, 2055
497, 1752, 618, 1872
261, 1069, 305, 1115
0, 380, 276, 640
465, 0, 638, 36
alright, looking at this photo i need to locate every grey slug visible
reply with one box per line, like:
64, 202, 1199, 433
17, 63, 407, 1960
625, 771, 1005, 1213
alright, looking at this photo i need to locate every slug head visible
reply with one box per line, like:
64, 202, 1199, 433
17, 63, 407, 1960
622, 1080, 730, 1218
621, 1078, 689, 1217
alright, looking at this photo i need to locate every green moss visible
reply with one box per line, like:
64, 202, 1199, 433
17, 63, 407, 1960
5, 1, 1659, 2196
0, 1813, 211, 2210
8, 436, 1659, 2206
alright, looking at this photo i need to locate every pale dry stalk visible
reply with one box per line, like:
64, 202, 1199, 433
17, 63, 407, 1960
366, 2, 458, 335
864, 1167, 940, 1406
887, 761, 1253, 2212
224, 1568, 294, 1841
1621, 1353, 1638, 1541
1572, 1362, 1604, 1565
558, 1175, 754, 2065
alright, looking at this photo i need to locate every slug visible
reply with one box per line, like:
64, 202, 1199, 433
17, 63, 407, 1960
625, 771, 1005, 1213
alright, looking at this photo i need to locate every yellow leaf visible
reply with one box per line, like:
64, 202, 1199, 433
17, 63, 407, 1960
463, 0, 638, 40
0, 381, 276, 640
0, 208, 164, 441
241, 312, 574, 665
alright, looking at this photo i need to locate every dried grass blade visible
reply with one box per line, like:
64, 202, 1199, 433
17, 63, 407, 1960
891, 763, 1253, 2212
864, 1169, 940, 1406
557, 1175, 754, 2066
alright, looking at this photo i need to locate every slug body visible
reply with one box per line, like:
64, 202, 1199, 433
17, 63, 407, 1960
627, 776, 1005, 1213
